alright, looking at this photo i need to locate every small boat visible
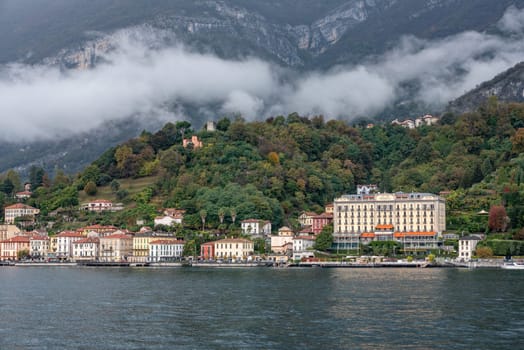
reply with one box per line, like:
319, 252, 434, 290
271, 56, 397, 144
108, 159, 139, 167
501, 262, 524, 270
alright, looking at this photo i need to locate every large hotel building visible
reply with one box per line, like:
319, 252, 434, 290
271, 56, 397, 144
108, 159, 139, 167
333, 192, 446, 250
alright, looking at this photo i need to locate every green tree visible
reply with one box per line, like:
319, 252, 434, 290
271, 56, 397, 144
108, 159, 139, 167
17, 249, 30, 261
29, 166, 45, 189
110, 180, 120, 192
83, 181, 97, 196
314, 224, 333, 251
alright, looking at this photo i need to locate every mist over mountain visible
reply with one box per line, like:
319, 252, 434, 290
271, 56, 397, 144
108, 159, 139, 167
1, 0, 524, 174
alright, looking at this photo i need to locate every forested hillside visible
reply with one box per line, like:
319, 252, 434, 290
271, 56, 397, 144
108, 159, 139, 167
2, 98, 524, 236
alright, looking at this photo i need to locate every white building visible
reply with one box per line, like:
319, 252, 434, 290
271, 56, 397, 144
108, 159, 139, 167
30, 235, 49, 259
55, 231, 85, 260
81, 199, 115, 212
271, 226, 294, 255
458, 236, 482, 261
72, 237, 100, 261
154, 215, 182, 227
241, 219, 271, 236
99, 233, 133, 262
333, 192, 446, 251
4, 203, 40, 224
148, 240, 185, 262
292, 236, 316, 260
357, 184, 378, 195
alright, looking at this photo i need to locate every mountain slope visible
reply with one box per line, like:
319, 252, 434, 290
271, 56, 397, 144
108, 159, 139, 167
3, 0, 523, 68
1, 0, 524, 175
448, 61, 524, 114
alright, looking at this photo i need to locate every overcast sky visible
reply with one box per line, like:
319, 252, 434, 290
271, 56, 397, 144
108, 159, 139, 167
0, 5, 524, 142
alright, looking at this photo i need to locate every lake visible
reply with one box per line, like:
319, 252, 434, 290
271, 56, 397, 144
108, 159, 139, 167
0, 267, 522, 349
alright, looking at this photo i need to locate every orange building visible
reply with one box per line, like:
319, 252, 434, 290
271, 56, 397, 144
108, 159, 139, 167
0, 236, 30, 260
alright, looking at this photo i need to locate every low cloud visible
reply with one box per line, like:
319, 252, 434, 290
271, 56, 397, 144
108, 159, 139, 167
1, 6, 524, 142
498, 5, 524, 34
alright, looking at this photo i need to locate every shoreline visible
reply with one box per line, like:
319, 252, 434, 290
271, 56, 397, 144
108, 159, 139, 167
0, 260, 505, 269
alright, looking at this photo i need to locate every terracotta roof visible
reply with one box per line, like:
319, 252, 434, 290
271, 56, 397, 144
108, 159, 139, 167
30, 235, 49, 241
150, 240, 185, 245
313, 213, 333, 219
360, 233, 376, 238
101, 234, 132, 240
5, 203, 37, 210
293, 236, 316, 241
393, 232, 437, 238
299, 226, 314, 233
375, 224, 394, 230
1, 235, 30, 243
201, 241, 215, 247
215, 238, 252, 244
55, 231, 84, 238
241, 219, 262, 223
73, 237, 100, 244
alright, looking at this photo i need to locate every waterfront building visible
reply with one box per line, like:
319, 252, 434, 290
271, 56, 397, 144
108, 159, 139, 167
200, 241, 215, 260
458, 235, 482, 261
72, 237, 100, 261
333, 192, 446, 250
99, 234, 133, 262
0, 224, 22, 241
214, 238, 254, 260
292, 235, 316, 260
30, 235, 49, 259
393, 232, 439, 252
55, 231, 85, 260
271, 227, 294, 255
0, 236, 30, 260
132, 232, 177, 262
241, 219, 271, 236
148, 240, 185, 262
4, 203, 40, 224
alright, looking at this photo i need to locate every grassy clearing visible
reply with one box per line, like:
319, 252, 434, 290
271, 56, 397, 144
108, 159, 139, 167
78, 176, 160, 203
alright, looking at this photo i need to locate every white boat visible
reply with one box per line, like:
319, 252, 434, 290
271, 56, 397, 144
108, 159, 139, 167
501, 262, 524, 270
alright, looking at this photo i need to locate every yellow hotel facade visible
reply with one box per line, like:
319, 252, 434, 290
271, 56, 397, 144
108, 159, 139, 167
333, 192, 446, 250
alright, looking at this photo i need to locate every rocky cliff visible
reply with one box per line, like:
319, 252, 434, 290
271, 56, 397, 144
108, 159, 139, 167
448, 62, 524, 114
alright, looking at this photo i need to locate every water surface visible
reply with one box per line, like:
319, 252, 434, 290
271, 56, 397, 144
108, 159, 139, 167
0, 267, 522, 349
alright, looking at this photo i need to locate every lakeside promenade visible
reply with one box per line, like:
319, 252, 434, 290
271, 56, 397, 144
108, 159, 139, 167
2, 258, 508, 268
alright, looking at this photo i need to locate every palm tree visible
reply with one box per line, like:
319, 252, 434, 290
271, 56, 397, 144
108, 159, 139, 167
218, 207, 226, 225
230, 207, 237, 225
199, 209, 207, 231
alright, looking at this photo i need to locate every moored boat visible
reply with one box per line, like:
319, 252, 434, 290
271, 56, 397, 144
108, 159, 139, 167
501, 262, 524, 270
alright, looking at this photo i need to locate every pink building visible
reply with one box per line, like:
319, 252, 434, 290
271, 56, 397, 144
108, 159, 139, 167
200, 242, 215, 260
312, 213, 333, 235
183, 135, 203, 149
